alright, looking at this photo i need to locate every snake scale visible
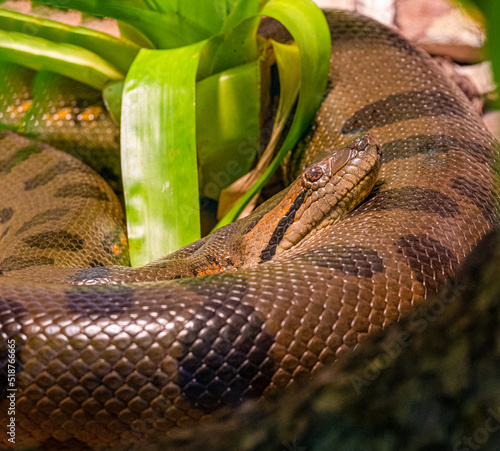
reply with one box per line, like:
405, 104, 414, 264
0, 8, 498, 450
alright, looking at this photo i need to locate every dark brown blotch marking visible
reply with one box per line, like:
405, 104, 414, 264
16, 207, 70, 235
451, 176, 498, 227
54, 183, 109, 201
0, 255, 55, 271
23, 230, 84, 251
382, 134, 492, 165
0, 208, 13, 224
24, 160, 93, 191
295, 244, 384, 278
396, 234, 458, 292
342, 90, 464, 134
260, 190, 307, 263
174, 296, 275, 412
0, 142, 44, 174
69, 266, 111, 284
65, 285, 134, 316
360, 186, 460, 218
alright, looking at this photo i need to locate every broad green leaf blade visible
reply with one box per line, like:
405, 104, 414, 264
176, 0, 227, 34
217, 0, 331, 226
207, 16, 261, 77
36, 0, 213, 48
0, 29, 124, 90
117, 0, 236, 34
122, 41, 207, 266
197, 59, 260, 200
0, 9, 142, 73
222, 0, 259, 32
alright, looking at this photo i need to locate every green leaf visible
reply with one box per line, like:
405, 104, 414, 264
0, 9, 142, 73
271, 41, 301, 129
117, 21, 155, 48
174, 0, 227, 34
197, 60, 260, 200
0, 29, 124, 90
36, 0, 215, 48
216, 0, 331, 226
204, 16, 261, 78
102, 81, 124, 123
121, 41, 208, 266
222, 0, 259, 32
475, 0, 500, 109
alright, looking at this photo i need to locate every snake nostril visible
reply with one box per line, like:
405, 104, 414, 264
356, 136, 369, 151
304, 166, 324, 183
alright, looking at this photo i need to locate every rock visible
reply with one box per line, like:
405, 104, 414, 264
483, 111, 500, 141
396, 0, 485, 62
434, 57, 487, 114
454, 61, 496, 97
314, 0, 396, 27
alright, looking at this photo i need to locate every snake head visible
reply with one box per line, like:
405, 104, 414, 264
240, 134, 381, 265
274, 134, 381, 254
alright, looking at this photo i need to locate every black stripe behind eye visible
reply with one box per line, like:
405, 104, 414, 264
259, 190, 307, 263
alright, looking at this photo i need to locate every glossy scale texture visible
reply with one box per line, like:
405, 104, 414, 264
0, 9, 498, 450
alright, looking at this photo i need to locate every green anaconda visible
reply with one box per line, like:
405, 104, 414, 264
0, 9, 498, 450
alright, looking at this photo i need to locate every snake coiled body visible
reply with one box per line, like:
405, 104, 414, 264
0, 9, 498, 450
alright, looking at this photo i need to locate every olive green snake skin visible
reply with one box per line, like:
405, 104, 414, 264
0, 9, 498, 450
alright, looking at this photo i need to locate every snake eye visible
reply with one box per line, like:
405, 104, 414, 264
304, 165, 324, 182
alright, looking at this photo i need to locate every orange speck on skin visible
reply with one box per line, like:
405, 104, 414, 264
113, 244, 120, 255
